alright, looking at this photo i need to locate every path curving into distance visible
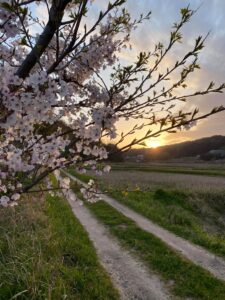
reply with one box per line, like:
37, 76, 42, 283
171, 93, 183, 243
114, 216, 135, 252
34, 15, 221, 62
66, 195, 170, 300
65, 171, 225, 282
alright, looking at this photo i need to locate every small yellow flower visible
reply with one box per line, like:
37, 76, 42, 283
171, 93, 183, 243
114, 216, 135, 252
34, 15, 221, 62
122, 190, 128, 197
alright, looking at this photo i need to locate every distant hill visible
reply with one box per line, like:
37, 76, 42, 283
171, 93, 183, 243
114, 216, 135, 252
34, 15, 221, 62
125, 135, 225, 161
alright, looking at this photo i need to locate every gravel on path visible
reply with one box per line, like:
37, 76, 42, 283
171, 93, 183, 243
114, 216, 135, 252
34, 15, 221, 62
67, 195, 171, 300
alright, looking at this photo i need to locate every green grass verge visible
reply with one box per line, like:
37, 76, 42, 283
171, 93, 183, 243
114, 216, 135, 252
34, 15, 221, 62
85, 199, 225, 299
0, 187, 119, 299
108, 188, 225, 258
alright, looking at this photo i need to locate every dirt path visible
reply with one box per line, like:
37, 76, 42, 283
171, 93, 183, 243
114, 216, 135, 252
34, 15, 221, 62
65, 172, 225, 282
67, 196, 170, 300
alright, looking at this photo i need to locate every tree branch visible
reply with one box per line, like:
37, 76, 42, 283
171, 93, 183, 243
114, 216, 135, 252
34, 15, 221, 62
16, 0, 71, 78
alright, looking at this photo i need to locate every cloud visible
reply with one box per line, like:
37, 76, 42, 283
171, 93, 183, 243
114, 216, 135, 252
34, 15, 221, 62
31, 1, 225, 146
120, 0, 225, 145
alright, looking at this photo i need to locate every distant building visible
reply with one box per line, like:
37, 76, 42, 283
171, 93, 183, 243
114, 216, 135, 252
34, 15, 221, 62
208, 150, 225, 159
200, 149, 225, 160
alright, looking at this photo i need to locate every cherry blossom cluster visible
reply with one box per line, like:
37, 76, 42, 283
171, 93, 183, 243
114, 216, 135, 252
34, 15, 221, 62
0, 1, 224, 206
80, 179, 100, 203
53, 170, 100, 204
0, 64, 118, 205
0, 0, 22, 38
0, 1, 133, 206
53, 170, 77, 203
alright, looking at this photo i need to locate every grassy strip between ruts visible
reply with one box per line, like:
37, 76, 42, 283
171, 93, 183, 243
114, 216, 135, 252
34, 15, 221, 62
67, 168, 225, 259
85, 200, 225, 299
0, 176, 119, 300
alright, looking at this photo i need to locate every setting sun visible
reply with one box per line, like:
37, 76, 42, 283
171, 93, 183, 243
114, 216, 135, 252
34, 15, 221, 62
146, 139, 161, 149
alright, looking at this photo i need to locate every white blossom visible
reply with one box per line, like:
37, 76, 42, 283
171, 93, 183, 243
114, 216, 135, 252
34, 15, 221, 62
0, 196, 10, 207
0, 0, 220, 207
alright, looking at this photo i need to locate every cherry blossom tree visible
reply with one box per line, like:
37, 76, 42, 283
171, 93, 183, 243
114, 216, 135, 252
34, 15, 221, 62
0, 0, 224, 206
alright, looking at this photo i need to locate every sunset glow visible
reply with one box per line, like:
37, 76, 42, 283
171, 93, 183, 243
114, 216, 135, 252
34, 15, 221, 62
146, 139, 161, 149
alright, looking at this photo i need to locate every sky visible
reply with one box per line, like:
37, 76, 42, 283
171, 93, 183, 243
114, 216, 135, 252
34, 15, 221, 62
34, 0, 225, 148
116, 0, 225, 147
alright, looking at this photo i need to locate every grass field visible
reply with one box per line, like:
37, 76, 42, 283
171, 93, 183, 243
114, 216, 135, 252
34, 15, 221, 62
111, 162, 225, 177
69, 179, 225, 299
86, 201, 225, 300
107, 188, 225, 258
67, 165, 225, 258
0, 184, 118, 299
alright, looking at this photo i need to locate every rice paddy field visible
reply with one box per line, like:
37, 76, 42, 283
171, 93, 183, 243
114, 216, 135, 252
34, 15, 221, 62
97, 169, 225, 192
110, 161, 225, 179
